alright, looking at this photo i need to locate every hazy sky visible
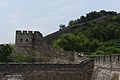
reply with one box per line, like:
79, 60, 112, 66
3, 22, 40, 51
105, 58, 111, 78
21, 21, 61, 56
0, 0, 120, 44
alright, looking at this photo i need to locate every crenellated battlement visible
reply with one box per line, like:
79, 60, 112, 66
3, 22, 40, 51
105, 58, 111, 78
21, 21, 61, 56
92, 54, 120, 80
95, 54, 120, 64
16, 30, 41, 34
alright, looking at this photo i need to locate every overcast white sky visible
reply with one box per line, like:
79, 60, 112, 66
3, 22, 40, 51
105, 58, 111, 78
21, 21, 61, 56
0, 0, 120, 44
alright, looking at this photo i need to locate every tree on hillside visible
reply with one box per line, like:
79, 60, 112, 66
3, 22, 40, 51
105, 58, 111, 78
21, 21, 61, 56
59, 24, 66, 30
80, 16, 87, 23
68, 10, 118, 27
0, 44, 14, 62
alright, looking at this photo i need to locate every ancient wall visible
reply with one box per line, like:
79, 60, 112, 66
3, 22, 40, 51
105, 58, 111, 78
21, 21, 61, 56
12, 47, 86, 64
16, 30, 34, 47
92, 54, 120, 80
0, 60, 94, 80
15, 30, 43, 47
14, 30, 86, 63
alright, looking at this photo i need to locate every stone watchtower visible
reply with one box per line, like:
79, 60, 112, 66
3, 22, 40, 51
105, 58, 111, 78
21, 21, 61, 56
15, 30, 43, 47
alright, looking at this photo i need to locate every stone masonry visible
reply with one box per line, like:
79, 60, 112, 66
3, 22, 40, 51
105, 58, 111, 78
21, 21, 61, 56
92, 54, 120, 80
13, 30, 86, 63
0, 60, 94, 80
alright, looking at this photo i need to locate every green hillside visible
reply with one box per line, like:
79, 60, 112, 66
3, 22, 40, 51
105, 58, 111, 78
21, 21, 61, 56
52, 10, 120, 58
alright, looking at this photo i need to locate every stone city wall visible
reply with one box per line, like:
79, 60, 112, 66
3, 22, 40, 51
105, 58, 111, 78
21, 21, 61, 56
0, 60, 94, 80
92, 54, 120, 80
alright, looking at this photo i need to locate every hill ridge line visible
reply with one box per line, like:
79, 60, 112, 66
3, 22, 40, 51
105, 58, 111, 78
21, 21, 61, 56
44, 16, 108, 44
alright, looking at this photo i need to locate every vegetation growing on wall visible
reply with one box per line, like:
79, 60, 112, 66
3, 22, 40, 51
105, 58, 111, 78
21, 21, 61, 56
14, 54, 35, 62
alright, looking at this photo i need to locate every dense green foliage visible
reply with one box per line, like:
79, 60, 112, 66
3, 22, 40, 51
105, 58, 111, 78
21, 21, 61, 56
68, 10, 117, 26
0, 44, 14, 62
53, 10, 120, 57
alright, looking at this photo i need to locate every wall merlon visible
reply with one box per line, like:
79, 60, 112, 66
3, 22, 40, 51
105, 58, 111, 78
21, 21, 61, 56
23, 31, 27, 33
28, 31, 33, 34
34, 31, 40, 33
110, 54, 118, 62
16, 30, 43, 35
105, 55, 110, 62
100, 56, 103, 62
16, 30, 21, 34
